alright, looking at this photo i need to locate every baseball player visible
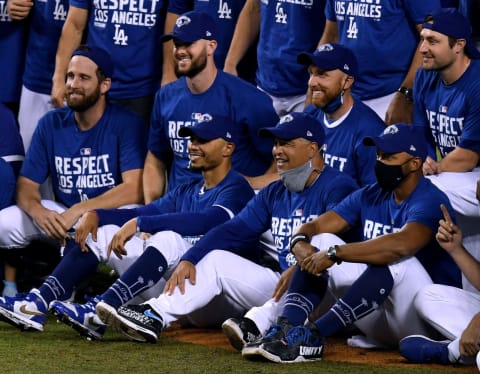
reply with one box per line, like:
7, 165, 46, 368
161, 0, 257, 85
51, 0, 168, 122
95, 112, 360, 344
300, 43, 385, 186
6, 0, 69, 151
400, 205, 480, 369
0, 115, 254, 338
0, 46, 147, 296
414, 8, 480, 217
224, 0, 326, 116
240, 124, 462, 363
145, 10, 279, 199
319, 0, 441, 123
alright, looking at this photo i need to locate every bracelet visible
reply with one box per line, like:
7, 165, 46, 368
397, 86, 413, 102
289, 233, 310, 253
326, 245, 342, 265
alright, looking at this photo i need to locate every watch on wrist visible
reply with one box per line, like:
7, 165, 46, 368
289, 233, 310, 253
326, 245, 342, 265
397, 86, 413, 102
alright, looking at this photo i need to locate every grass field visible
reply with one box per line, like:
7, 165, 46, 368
0, 315, 472, 374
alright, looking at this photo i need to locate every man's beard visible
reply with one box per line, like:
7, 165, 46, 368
175, 50, 208, 79
66, 86, 101, 112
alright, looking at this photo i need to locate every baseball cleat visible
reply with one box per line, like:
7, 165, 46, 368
259, 323, 325, 363
399, 335, 451, 364
222, 317, 261, 351
110, 304, 163, 343
0, 289, 47, 331
242, 316, 293, 358
95, 300, 119, 326
50, 297, 106, 340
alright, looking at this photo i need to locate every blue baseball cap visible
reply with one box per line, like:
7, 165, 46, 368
363, 124, 428, 161
422, 8, 480, 59
71, 45, 114, 77
161, 11, 217, 43
259, 112, 325, 145
297, 43, 358, 78
178, 113, 238, 144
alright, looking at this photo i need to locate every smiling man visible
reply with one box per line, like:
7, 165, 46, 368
0, 45, 147, 296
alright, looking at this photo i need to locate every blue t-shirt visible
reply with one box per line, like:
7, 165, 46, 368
70, 0, 167, 99
138, 169, 254, 244
20, 104, 147, 207
413, 59, 480, 158
22, 0, 69, 95
333, 178, 462, 287
0, 11, 26, 102
325, 0, 440, 100
148, 70, 279, 189
0, 159, 15, 209
257, 0, 326, 96
305, 100, 385, 186
167, 0, 257, 83
182, 166, 358, 270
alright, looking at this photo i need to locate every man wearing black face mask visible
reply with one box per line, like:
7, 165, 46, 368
241, 123, 463, 363
300, 43, 385, 187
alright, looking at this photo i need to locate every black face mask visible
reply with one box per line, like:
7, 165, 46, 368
374, 159, 411, 191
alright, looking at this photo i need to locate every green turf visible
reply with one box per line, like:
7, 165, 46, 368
0, 316, 468, 374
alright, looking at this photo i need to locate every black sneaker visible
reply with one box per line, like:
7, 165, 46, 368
111, 304, 163, 343
242, 316, 293, 357
260, 322, 325, 363
222, 317, 262, 351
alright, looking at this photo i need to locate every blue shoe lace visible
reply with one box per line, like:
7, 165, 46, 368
284, 326, 313, 345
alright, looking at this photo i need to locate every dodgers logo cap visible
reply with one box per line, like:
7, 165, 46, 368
71, 45, 114, 78
178, 113, 238, 144
363, 124, 428, 161
297, 43, 358, 78
161, 11, 217, 43
422, 8, 480, 59
259, 112, 325, 146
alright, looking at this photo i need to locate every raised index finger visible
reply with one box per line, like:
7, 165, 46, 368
440, 203, 453, 224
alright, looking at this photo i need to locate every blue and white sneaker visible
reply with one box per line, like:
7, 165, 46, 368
259, 322, 325, 363
50, 297, 106, 340
0, 289, 47, 331
242, 316, 293, 357
399, 335, 451, 364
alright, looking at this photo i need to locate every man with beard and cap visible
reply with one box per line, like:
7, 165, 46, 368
237, 124, 462, 363
300, 43, 385, 186
143, 10, 279, 198
0, 45, 147, 295
96, 112, 359, 346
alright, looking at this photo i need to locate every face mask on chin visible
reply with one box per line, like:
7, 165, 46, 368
374, 159, 412, 191
279, 159, 319, 192
322, 92, 343, 114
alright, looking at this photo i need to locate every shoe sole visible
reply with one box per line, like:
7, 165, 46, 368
51, 308, 104, 341
110, 312, 158, 344
241, 344, 265, 358
258, 348, 322, 364
95, 302, 118, 326
0, 306, 44, 331
221, 320, 246, 351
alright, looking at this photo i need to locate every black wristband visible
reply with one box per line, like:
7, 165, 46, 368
397, 86, 413, 102
289, 233, 310, 253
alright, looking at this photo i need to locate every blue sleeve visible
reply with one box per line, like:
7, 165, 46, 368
458, 84, 480, 152
325, 174, 358, 211
69, 0, 89, 10
116, 111, 148, 172
0, 159, 16, 210
138, 206, 230, 235
332, 187, 364, 227
324, 0, 336, 21
181, 216, 260, 264
147, 90, 174, 163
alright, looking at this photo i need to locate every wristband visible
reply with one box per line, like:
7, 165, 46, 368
289, 233, 310, 253
397, 86, 413, 102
